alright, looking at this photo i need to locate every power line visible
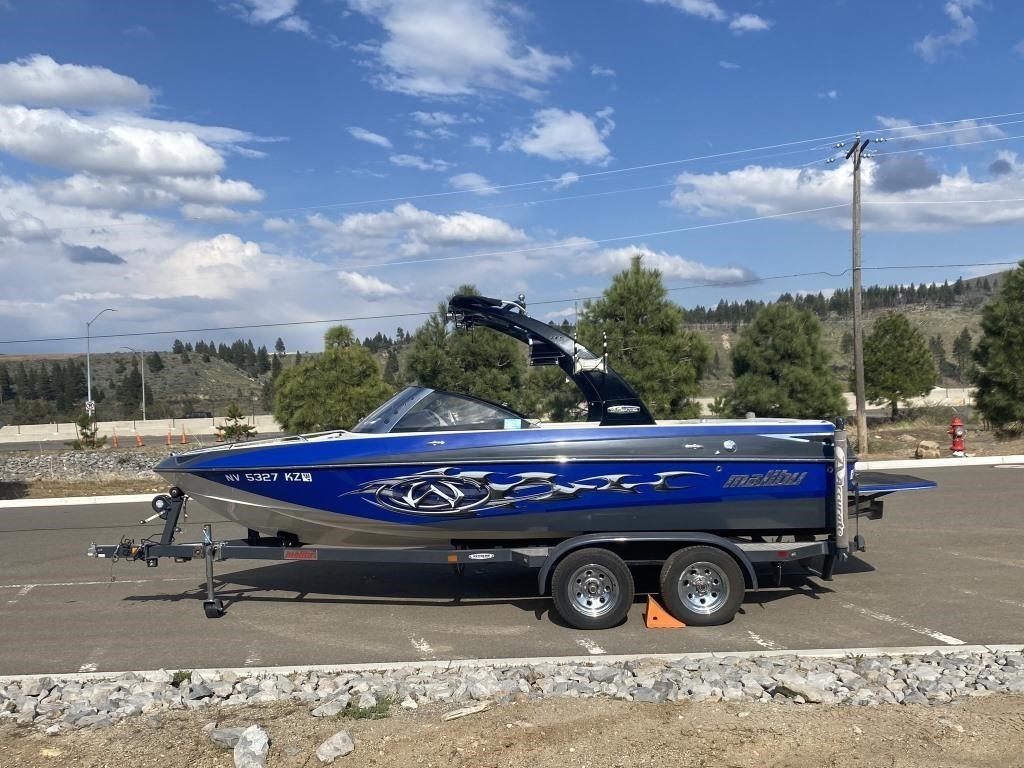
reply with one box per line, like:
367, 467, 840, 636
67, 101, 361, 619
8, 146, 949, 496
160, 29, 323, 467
1, 258, 1017, 347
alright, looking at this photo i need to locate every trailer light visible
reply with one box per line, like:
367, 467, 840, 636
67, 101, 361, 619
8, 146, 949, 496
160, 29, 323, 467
777, 550, 790, 558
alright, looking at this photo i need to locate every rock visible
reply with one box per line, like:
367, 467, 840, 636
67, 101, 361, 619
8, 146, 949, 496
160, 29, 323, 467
772, 678, 824, 704
354, 693, 376, 710
442, 701, 492, 721
212, 726, 248, 748
234, 724, 270, 768
23, 678, 53, 698
311, 696, 350, 717
188, 683, 214, 700
316, 730, 355, 763
75, 713, 113, 729
400, 697, 418, 710
631, 687, 667, 704
916, 440, 942, 459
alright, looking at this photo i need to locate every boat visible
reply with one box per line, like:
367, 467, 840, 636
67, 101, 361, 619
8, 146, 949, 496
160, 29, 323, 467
155, 295, 863, 548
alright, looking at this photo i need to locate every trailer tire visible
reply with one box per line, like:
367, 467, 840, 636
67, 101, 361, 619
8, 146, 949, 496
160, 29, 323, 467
660, 546, 744, 626
551, 548, 633, 630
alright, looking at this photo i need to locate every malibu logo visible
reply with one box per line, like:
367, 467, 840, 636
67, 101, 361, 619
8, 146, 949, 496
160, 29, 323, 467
723, 470, 807, 488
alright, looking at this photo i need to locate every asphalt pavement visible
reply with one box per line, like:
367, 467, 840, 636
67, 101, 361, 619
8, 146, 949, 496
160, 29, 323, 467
0, 466, 1022, 676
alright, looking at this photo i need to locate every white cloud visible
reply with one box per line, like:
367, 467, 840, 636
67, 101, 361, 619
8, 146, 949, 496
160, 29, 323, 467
719, 60, 741, 70
411, 111, 459, 127
311, 202, 527, 258
587, 244, 752, 283
180, 203, 251, 221
590, 64, 615, 77
337, 270, 403, 296
0, 105, 224, 176
263, 216, 298, 232
552, 171, 579, 189
348, 126, 393, 148
818, 89, 839, 100
469, 135, 492, 151
643, 0, 726, 22
229, 0, 313, 35
277, 14, 313, 34
348, 0, 571, 98
42, 172, 263, 210
389, 153, 452, 171
501, 107, 614, 164
0, 55, 152, 109
644, 2, 773, 34
729, 13, 771, 33
876, 115, 1005, 145
670, 151, 1024, 231
1015, 39, 1024, 57
914, 0, 981, 62
449, 172, 497, 195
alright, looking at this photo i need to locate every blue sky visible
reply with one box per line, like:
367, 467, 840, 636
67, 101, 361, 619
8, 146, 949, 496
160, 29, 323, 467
1, 0, 1023, 352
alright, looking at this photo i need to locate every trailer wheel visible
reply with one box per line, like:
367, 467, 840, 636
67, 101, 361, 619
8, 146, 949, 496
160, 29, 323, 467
660, 546, 744, 626
203, 599, 224, 619
550, 548, 633, 630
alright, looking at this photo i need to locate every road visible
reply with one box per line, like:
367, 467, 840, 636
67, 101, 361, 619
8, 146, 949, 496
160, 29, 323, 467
0, 466, 1021, 676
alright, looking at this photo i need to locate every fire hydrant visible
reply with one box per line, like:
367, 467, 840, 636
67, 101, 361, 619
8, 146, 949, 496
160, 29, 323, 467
948, 416, 966, 457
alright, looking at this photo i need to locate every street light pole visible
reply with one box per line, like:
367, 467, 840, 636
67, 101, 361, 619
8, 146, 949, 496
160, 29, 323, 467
85, 307, 116, 421
120, 346, 146, 421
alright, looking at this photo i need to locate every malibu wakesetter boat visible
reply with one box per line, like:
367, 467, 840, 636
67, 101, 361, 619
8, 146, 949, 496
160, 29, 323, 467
91, 294, 935, 628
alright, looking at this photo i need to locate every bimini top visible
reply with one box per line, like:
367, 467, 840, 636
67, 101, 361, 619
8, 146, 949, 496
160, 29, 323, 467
448, 294, 655, 426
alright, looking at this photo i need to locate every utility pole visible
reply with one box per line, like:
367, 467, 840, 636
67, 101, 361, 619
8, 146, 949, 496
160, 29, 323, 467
827, 132, 890, 452
846, 134, 869, 454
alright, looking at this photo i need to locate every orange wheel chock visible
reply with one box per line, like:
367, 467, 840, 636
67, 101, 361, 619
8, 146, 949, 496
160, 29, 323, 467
644, 595, 686, 629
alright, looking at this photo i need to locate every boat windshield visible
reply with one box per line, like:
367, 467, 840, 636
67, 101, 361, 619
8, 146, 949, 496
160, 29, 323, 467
352, 387, 533, 434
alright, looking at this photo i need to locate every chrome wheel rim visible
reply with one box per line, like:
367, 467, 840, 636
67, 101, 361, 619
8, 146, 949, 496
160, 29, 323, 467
567, 564, 620, 618
676, 561, 729, 615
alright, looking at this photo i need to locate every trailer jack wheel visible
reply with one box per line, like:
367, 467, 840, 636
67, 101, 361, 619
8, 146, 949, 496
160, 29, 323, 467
203, 599, 224, 619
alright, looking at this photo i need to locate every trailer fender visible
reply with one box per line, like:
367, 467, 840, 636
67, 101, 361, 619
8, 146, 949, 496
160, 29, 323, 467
536, 532, 758, 595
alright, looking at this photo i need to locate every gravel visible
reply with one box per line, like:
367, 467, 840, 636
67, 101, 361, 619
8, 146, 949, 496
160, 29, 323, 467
3, 648, 1024, 738
0, 450, 161, 483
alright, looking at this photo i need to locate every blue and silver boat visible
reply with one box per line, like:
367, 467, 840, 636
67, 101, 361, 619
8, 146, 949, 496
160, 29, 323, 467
156, 295, 857, 548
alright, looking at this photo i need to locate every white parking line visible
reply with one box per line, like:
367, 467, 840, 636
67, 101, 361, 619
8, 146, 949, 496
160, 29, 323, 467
956, 588, 1024, 611
0, 578, 194, 590
5, 584, 35, 605
746, 630, 779, 650
410, 637, 434, 657
842, 602, 964, 645
575, 638, 606, 655
948, 550, 1024, 569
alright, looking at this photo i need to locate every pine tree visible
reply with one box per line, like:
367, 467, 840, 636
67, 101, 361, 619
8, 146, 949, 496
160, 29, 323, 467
216, 402, 257, 441
405, 285, 530, 410
863, 312, 936, 419
727, 303, 844, 419
147, 351, 165, 372
973, 262, 1024, 433
172, 339, 185, 354
578, 255, 711, 418
274, 326, 393, 432
274, 337, 286, 355
952, 328, 973, 384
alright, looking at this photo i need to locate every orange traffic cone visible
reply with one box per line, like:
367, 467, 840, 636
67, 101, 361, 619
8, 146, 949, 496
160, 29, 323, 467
112, 428, 119, 449
135, 432, 143, 447
180, 426, 188, 445
216, 430, 224, 443
166, 428, 172, 446
644, 595, 686, 629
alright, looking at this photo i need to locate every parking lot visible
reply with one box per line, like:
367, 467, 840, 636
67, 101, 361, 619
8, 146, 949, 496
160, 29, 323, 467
0, 465, 1021, 676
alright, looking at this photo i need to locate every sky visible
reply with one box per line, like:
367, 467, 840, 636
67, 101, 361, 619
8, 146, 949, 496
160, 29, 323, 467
1, 0, 1023, 353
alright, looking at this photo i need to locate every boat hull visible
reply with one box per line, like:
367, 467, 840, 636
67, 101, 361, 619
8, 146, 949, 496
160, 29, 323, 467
158, 427, 838, 547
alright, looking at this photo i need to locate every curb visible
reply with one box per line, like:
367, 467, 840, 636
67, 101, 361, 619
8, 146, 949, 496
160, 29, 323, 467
0, 493, 153, 509
858, 455, 1024, 470
2, 644, 1021, 686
